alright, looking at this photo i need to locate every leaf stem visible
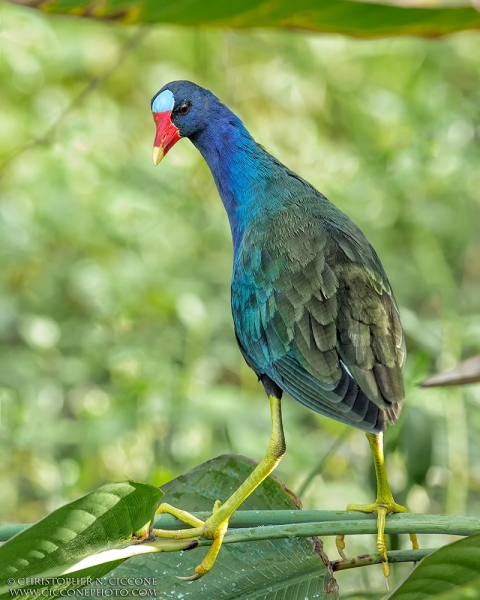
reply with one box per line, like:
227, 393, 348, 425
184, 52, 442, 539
331, 548, 433, 571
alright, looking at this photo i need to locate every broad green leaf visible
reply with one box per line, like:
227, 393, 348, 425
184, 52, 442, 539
80, 454, 336, 599
7, 0, 480, 37
0, 481, 163, 599
386, 532, 480, 600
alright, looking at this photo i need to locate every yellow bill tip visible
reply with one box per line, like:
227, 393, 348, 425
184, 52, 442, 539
152, 146, 164, 166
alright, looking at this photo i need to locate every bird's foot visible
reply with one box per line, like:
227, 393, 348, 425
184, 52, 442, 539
335, 500, 419, 577
153, 499, 228, 581
154, 396, 285, 580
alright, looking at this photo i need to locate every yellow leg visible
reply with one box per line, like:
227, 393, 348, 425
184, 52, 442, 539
154, 394, 285, 580
335, 432, 419, 577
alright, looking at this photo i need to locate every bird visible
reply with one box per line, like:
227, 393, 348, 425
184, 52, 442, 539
150, 80, 418, 580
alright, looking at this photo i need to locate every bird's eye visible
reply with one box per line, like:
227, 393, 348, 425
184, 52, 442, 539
178, 101, 191, 115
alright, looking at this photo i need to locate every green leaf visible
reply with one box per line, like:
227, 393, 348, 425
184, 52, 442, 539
80, 454, 336, 599
0, 481, 163, 598
386, 532, 480, 600
7, 0, 480, 37
400, 407, 433, 487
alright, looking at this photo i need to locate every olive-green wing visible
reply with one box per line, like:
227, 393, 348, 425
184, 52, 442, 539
232, 207, 404, 431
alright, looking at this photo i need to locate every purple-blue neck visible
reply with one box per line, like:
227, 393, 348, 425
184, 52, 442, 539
190, 114, 275, 253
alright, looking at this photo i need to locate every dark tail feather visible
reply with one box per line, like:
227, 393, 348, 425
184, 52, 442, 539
273, 356, 386, 433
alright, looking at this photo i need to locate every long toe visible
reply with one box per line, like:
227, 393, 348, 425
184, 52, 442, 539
341, 498, 418, 578
153, 501, 231, 580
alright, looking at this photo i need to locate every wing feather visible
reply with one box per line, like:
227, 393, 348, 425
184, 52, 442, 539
232, 200, 405, 431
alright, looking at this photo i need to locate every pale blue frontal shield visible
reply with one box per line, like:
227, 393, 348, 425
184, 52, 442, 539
152, 89, 175, 113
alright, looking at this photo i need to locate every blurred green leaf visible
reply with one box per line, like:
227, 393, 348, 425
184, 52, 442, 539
0, 481, 162, 598
80, 455, 336, 599
400, 407, 433, 487
7, 0, 480, 37
386, 533, 480, 600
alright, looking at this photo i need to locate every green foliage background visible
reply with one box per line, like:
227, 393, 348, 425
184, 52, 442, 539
1, 2, 480, 595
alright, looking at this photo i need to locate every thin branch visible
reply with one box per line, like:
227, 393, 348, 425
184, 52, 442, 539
0, 26, 148, 177
154, 509, 480, 536
157, 509, 382, 529
2, 511, 479, 542
331, 548, 433, 572
203, 514, 480, 541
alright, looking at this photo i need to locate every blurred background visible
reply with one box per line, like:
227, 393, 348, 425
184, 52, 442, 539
1, 2, 480, 595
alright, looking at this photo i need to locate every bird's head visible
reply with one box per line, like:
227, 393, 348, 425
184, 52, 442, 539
151, 80, 215, 166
